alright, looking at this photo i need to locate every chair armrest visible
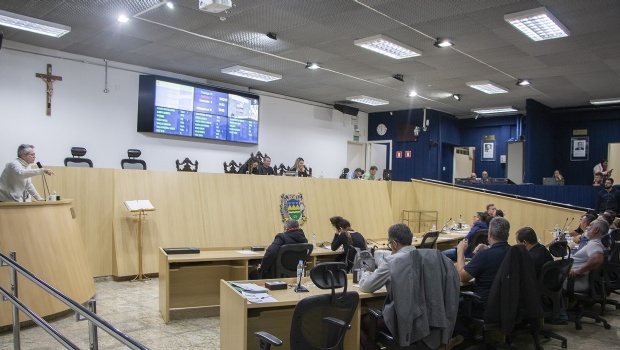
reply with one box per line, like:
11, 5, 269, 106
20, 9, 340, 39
254, 331, 283, 347
368, 307, 383, 319
459, 291, 482, 319
323, 317, 351, 330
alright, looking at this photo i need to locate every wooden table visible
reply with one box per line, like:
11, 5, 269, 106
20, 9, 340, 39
159, 246, 342, 323
220, 277, 387, 350
368, 230, 468, 251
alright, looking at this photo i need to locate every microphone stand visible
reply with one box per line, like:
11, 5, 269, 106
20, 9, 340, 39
37, 162, 51, 201
441, 218, 452, 234
294, 265, 309, 293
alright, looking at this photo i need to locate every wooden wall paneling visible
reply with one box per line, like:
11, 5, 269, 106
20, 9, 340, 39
113, 170, 208, 276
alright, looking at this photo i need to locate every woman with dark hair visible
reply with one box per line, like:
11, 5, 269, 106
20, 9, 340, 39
593, 159, 613, 180
553, 170, 564, 181
330, 216, 367, 272
238, 157, 259, 175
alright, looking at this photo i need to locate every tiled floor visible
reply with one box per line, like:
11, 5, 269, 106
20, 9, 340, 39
1, 277, 619, 349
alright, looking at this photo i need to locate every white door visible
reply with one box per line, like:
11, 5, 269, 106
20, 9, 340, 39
347, 142, 366, 175
367, 142, 389, 173
507, 141, 524, 184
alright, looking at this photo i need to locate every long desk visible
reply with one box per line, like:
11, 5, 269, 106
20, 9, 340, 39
159, 246, 342, 323
220, 277, 387, 350
368, 231, 468, 251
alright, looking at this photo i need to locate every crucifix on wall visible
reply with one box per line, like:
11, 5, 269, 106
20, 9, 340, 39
35, 64, 62, 116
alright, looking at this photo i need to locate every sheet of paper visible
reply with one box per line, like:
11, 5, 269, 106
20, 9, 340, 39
236, 250, 260, 255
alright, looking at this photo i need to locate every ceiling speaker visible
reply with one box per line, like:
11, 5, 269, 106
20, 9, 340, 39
334, 104, 359, 116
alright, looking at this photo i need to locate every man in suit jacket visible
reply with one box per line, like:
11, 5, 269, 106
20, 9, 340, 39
515, 226, 553, 277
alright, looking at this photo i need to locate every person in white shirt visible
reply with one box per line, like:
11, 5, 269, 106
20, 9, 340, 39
0, 144, 54, 202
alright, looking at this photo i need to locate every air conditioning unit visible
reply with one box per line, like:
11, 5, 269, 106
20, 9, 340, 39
199, 0, 232, 13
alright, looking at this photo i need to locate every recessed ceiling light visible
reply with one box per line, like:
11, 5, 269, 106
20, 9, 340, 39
118, 14, 129, 23
407, 91, 418, 97
166, 1, 175, 9
354, 34, 422, 59
221, 65, 282, 82
590, 98, 620, 105
471, 106, 518, 114
0, 9, 71, 37
346, 95, 389, 106
466, 80, 508, 94
305, 62, 320, 70
504, 7, 570, 41
434, 38, 453, 48
516, 79, 531, 86
453, 94, 461, 101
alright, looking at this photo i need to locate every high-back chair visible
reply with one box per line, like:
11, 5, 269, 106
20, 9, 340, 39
418, 231, 440, 249
176, 158, 198, 172
273, 243, 314, 279
120, 149, 146, 170
254, 262, 359, 350
64, 147, 93, 167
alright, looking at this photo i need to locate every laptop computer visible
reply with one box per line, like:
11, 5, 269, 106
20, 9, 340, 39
542, 177, 564, 186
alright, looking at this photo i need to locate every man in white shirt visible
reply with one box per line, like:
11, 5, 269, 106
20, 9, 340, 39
0, 144, 54, 202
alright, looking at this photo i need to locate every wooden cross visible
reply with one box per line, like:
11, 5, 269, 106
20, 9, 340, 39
35, 64, 62, 116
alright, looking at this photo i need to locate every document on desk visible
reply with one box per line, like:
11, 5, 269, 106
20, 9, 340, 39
236, 250, 260, 255
230, 282, 269, 293
242, 292, 278, 303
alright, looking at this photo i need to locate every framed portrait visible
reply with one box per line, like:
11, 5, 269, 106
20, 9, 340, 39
481, 140, 495, 161
570, 136, 589, 161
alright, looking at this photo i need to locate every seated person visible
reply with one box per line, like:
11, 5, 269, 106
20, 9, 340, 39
362, 166, 378, 180
443, 212, 488, 261
329, 216, 367, 272
253, 219, 307, 279
456, 217, 511, 317
593, 172, 604, 186
603, 210, 618, 229
358, 223, 460, 350
553, 169, 564, 181
348, 167, 363, 180
571, 214, 597, 253
257, 156, 275, 175
293, 157, 310, 177
566, 219, 608, 293
238, 157, 259, 175
515, 226, 553, 277
470, 172, 477, 179
481, 171, 489, 181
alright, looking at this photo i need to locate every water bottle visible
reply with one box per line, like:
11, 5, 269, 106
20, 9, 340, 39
319, 171, 324, 178
554, 224, 560, 239
451, 220, 456, 230
458, 215, 463, 230
311, 232, 316, 246
297, 260, 304, 280
431, 223, 436, 232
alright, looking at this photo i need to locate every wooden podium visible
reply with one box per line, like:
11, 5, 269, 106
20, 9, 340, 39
0, 200, 95, 327
124, 200, 155, 282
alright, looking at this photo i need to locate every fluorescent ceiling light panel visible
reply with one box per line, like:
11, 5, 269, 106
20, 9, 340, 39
346, 95, 389, 106
0, 9, 70, 37
472, 106, 518, 114
590, 98, 620, 105
466, 80, 508, 94
354, 35, 422, 59
221, 65, 282, 82
504, 7, 570, 41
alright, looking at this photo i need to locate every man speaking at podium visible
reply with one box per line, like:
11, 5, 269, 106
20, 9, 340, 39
0, 144, 54, 202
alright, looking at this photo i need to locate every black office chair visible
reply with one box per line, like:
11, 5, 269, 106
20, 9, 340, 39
466, 229, 488, 255
460, 245, 543, 350
569, 262, 611, 330
339, 168, 349, 179
254, 262, 359, 350
273, 243, 313, 278
418, 230, 440, 249
64, 147, 93, 167
533, 241, 573, 349
120, 149, 146, 170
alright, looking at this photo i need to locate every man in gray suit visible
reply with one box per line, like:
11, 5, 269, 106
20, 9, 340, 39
359, 224, 460, 349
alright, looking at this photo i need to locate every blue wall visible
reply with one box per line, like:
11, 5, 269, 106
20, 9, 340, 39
368, 109, 458, 181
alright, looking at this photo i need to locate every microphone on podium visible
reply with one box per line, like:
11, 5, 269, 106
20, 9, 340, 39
36, 161, 51, 201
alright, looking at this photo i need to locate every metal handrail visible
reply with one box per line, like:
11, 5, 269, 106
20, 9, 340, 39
0, 251, 149, 350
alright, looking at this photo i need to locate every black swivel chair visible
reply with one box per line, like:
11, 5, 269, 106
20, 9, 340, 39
339, 168, 349, 179
273, 243, 313, 278
64, 147, 93, 167
254, 262, 359, 350
418, 230, 440, 249
465, 229, 488, 256
532, 241, 573, 349
120, 149, 146, 170
569, 263, 611, 330
460, 245, 543, 350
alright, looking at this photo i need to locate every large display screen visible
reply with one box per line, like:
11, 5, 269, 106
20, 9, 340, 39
138, 75, 259, 144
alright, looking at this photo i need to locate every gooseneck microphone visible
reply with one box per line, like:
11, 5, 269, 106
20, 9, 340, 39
36, 162, 51, 201
561, 218, 569, 232
442, 218, 452, 233
563, 218, 574, 231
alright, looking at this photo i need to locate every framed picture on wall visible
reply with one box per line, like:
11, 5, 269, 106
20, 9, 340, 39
570, 136, 589, 161
481, 140, 495, 161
